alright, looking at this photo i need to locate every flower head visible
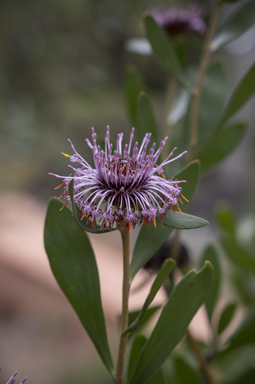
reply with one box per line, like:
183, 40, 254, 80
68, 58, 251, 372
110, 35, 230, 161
0, 367, 27, 384
50, 127, 187, 230
147, 5, 206, 36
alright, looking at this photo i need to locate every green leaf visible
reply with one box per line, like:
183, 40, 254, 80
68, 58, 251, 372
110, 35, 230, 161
68, 180, 118, 234
198, 62, 226, 138
215, 204, 236, 236
145, 16, 190, 88
198, 122, 247, 172
167, 88, 190, 127
218, 302, 237, 335
127, 307, 161, 334
211, 0, 255, 51
136, 91, 159, 146
124, 64, 146, 124
130, 262, 213, 384
130, 223, 174, 281
128, 334, 147, 380
229, 305, 255, 349
221, 236, 255, 274
175, 357, 203, 384
200, 245, 221, 321
146, 369, 166, 384
219, 63, 255, 126
231, 369, 255, 384
217, 345, 255, 384
230, 274, 255, 306
124, 259, 176, 335
44, 198, 114, 374
160, 211, 208, 229
172, 160, 200, 212
128, 334, 166, 384
130, 160, 201, 279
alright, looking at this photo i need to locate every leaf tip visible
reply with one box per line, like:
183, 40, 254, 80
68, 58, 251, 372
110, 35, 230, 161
204, 260, 212, 268
206, 221, 210, 225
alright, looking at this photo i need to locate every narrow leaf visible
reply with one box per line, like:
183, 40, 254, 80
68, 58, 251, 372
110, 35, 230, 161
221, 236, 255, 274
130, 223, 174, 281
44, 198, 114, 373
136, 91, 159, 146
230, 274, 254, 306
215, 204, 236, 236
230, 369, 255, 384
124, 259, 176, 335
198, 122, 247, 172
159, 211, 208, 229
124, 64, 146, 124
130, 160, 200, 279
128, 334, 147, 380
198, 62, 226, 138
167, 88, 190, 127
68, 180, 118, 233
229, 305, 255, 349
200, 245, 221, 321
218, 302, 237, 335
130, 262, 214, 384
175, 357, 203, 384
211, 0, 255, 51
172, 160, 200, 212
128, 335, 166, 384
127, 307, 161, 334
219, 63, 255, 125
146, 369, 166, 384
145, 16, 190, 88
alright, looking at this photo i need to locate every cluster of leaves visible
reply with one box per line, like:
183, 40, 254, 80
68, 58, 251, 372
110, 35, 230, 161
44, 1, 255, 383
169, 205, 255, 384
125, 0, 255, 176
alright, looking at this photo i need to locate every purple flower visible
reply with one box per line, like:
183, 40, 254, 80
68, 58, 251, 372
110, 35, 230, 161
50, 127, 187, 230
0, 367, 27, 384
147, 5, 206, 36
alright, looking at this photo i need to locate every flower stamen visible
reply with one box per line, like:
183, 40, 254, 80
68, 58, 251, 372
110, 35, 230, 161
181, 193, 189, 202
61, 152, 71, 158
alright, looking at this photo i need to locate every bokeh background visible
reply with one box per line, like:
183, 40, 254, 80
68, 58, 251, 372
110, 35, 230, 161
0, 0, 255, 383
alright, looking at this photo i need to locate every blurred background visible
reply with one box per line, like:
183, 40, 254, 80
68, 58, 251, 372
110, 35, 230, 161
0, 0, 255, 383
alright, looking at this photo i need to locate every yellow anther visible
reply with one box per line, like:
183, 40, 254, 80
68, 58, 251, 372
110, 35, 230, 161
161, 172, 166, 179
152, 216, 156, 228
54, 182, 64, 190
59, 202, 68, 211
181, 193, 189, 202
177, 205, 183, 214
61, 152, 71, 158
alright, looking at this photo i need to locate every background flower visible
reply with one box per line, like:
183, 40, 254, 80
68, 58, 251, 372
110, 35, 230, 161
147, 5, 207, 36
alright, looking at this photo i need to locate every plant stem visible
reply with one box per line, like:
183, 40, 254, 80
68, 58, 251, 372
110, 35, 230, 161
163, 79, 177, 149
116, 226, 130, 384
171, 229, 180, 262
186, 330, 217, 384
188, 1, 221, 162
